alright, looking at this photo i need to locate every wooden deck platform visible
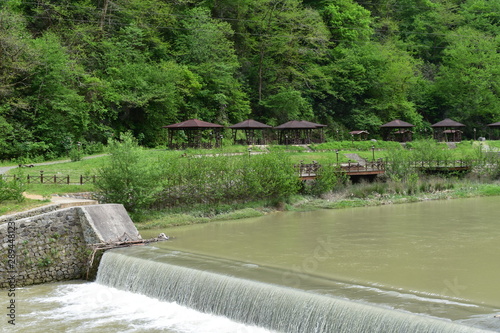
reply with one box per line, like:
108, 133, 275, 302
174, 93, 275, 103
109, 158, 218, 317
297, 161, 386, 180
296, 159, 472, 180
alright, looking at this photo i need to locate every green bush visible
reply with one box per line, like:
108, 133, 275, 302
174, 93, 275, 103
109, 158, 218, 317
69, 147, 83, 162
301, 164, 343, 196
0, 167, 26, 203
153, 152, 300, 208
0, 177, 25, 203
95, 132, 162, 212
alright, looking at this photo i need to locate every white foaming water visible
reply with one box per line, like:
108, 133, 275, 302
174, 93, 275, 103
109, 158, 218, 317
94, 250, 491, 333
17, 282, 273, 333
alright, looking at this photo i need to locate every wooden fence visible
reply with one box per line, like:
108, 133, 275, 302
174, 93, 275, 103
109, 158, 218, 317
2, 174, 98, 185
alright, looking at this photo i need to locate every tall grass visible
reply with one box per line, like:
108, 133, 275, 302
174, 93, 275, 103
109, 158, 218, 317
311, 140, 402, 151
153, 152, 301, 209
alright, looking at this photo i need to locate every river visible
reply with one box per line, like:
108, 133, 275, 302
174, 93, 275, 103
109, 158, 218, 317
5, 197, 500, 332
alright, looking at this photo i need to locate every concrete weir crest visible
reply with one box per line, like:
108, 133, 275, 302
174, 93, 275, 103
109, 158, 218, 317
0, 204, 141, 288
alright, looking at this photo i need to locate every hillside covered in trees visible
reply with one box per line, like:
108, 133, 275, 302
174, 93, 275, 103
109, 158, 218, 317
0, 0, 499, 159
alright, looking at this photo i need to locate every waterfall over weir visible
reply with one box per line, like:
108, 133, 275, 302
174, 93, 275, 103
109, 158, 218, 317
96, 248, 489, 333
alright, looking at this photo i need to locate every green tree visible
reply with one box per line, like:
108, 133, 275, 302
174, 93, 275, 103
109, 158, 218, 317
260, 88, 313, 124
174, 7, 251, 124
32, 33, 88, 145
432, 27, 500, 131
232, 0, 330, 121
323, 42, 424, 133
322, 0, 373, 45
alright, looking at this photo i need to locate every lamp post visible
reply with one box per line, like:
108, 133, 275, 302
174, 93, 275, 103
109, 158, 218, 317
335, 149, 339, 166
371, 145, 375, 161
248, 147, 252, 158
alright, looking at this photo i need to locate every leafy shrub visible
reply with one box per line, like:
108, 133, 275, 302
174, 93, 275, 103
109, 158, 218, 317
153, 152, 300, 208
301, 165, 344, 196
0, 176, 25, 203
69, 147, 83, 162
84, 141, 105, 155
95, 132, 162, 212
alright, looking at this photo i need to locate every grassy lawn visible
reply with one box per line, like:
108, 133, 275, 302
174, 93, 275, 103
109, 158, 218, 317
0, 198, 51, 216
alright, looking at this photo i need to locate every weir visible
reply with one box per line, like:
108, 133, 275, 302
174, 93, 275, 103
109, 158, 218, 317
96, 248, 490, 333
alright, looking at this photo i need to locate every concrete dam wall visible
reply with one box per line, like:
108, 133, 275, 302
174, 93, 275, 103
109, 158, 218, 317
0, 204, 141, 288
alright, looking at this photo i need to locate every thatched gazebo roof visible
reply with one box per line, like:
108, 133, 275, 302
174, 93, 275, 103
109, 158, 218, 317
229, 119, 272, 129
380, 120, 415, 142
487, 122, 500, 140
163, 119, 224, 129
298, 120, 327, 128
229, 119, 272, 145
349, 130, 369, 135
274, 120, 319, 129
163, 119, 224, 149
380, 119, 415, 128
431, 118, 465, 142
274, 120, 325, 144
431, 118, 465, 128
349, 130, 369, 141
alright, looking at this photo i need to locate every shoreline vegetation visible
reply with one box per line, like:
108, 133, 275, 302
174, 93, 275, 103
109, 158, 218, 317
2, 135, 500, 228
133, 181, 500, 230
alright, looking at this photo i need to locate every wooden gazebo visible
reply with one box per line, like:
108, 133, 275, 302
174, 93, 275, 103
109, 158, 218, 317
380, 120, 415, 142
229, 119, 272, 145
487, 122, 500, 140
163, 119, 224, 149
349, 130, 369, 141
274, 120, 326, 145
431, 118, 465, 142
298, 120, 327, 143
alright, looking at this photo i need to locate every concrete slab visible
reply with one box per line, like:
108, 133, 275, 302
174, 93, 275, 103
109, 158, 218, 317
79, 204, 142, 243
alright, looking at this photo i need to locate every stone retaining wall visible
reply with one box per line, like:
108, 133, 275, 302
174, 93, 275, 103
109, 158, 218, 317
0, 204, 140, 289
0, 204, 62, 224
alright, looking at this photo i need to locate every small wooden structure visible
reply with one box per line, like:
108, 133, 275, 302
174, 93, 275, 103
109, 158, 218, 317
431, 118, 465, 142
349, 130, 369, 141
163, 119, 224, 149
229, 119, 272, 145
380, 120, 415, 142
274, 120, 326, 145
487, 122, 500, 140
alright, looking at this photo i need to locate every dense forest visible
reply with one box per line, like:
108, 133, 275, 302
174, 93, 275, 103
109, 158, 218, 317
0, 0, 499, 159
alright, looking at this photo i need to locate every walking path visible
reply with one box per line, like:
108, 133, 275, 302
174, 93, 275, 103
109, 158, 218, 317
343, 153, 368, 166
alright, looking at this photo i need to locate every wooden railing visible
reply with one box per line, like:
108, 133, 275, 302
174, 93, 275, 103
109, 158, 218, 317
295, 159, 386, 177
2, 174, 98, 185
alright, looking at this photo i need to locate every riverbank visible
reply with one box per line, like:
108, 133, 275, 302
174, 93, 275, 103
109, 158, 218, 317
133, 180, 500, 230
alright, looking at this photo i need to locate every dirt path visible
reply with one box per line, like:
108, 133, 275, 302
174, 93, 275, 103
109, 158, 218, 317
22, 192, 98, 208
343, 153, 368, 166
